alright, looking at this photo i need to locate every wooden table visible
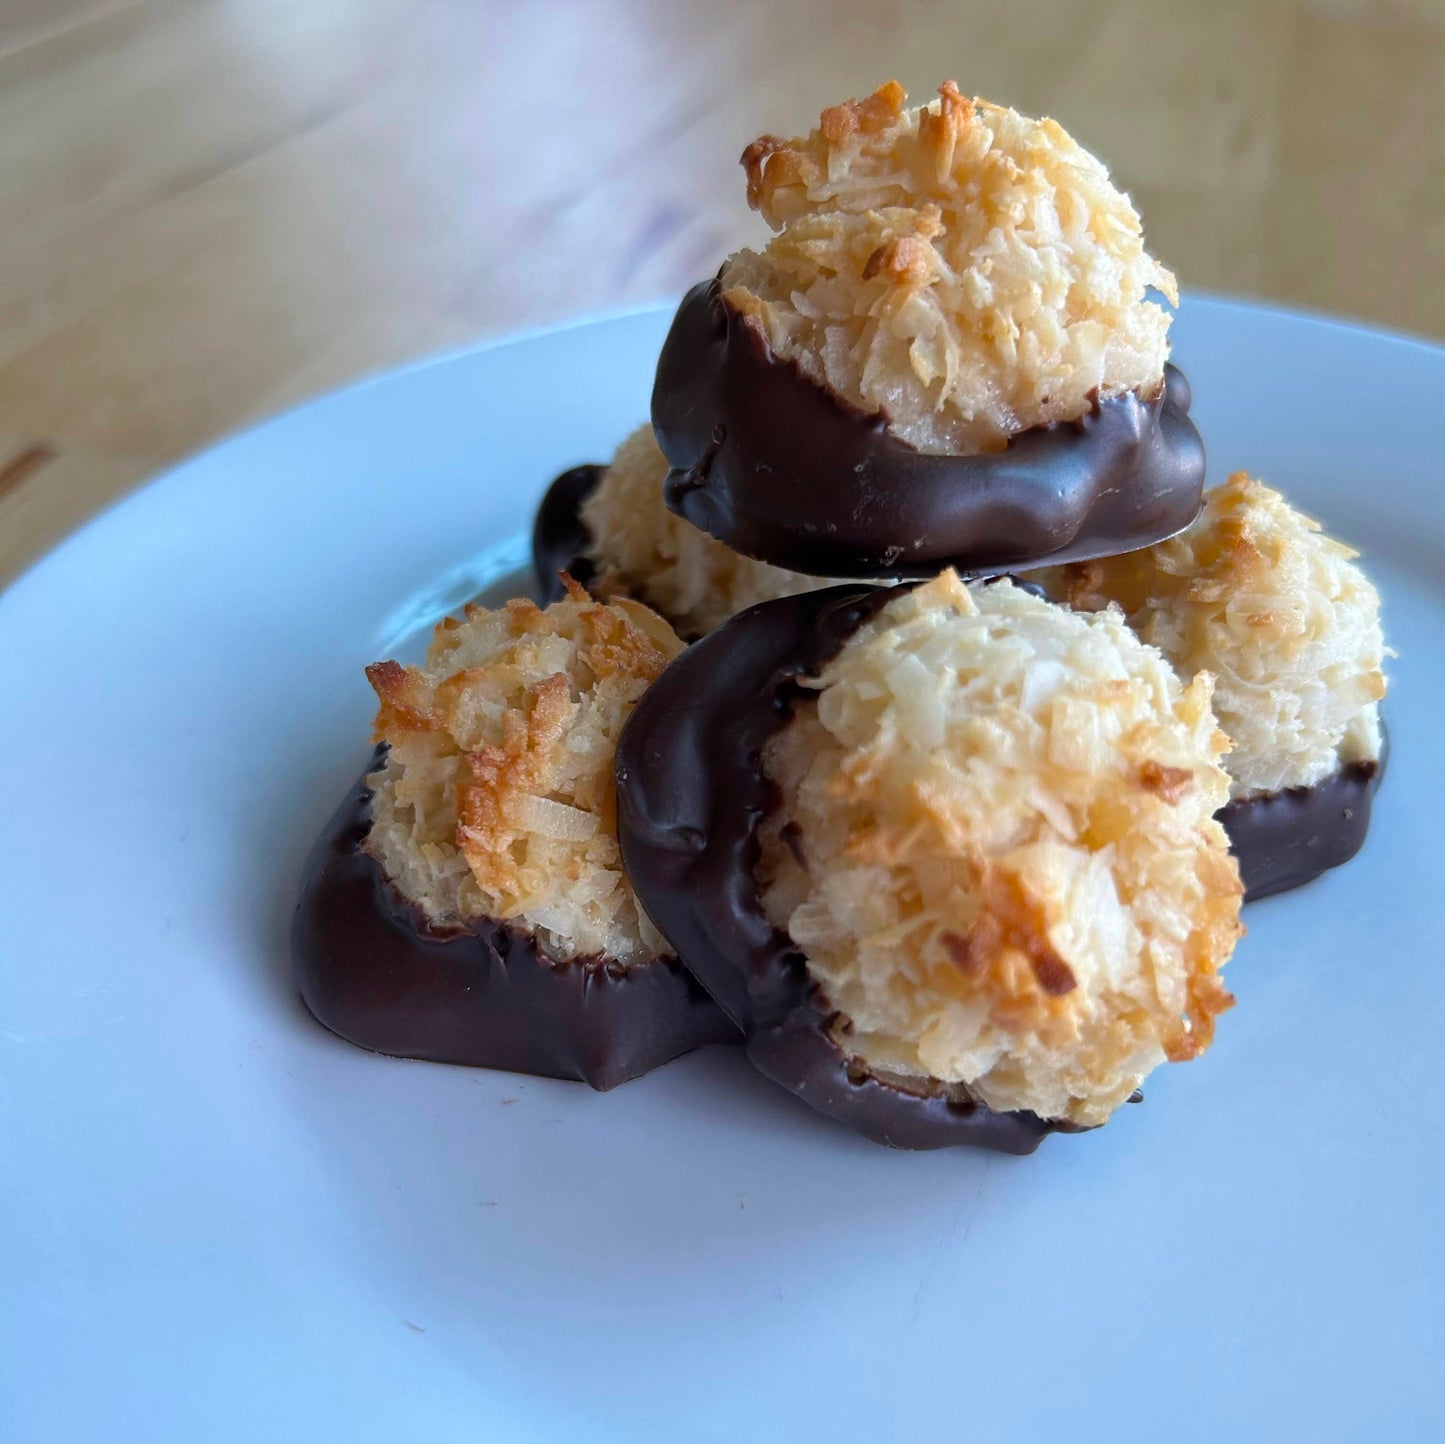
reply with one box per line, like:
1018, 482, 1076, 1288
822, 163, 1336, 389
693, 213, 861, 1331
3, 0, 1442, 584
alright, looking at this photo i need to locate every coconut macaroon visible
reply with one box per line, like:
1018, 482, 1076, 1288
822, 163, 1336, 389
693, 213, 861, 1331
650, 81, 1203, 581
727, 80, 1177, 454
580, 424, 858, 635
756, 574, 1242, 1127
1038, 473, 1387, 799
365, 581, 684, 965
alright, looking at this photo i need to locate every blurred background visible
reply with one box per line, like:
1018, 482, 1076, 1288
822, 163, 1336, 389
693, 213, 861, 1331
3, 0, 1442, 583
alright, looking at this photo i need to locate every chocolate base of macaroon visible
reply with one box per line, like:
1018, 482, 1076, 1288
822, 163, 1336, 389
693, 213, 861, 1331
293, 757, 739, 1091
614, 583, 1068, 1153
650, 277, 1207, 579
531, 463, 602, 603
1219, 747, 1386, 903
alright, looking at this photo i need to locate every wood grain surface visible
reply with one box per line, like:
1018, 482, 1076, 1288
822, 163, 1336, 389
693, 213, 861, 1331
2, 0, 1442, 583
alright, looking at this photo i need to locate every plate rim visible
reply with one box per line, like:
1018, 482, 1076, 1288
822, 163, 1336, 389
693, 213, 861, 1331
5, 289, 1443, 602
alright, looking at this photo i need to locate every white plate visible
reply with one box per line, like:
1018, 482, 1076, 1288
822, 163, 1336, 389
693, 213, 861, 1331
2, 299, 1442, 1443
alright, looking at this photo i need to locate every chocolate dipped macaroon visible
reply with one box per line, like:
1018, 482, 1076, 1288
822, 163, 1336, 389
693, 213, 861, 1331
651, 81, 1205, 579
1037, 473, 1388, 899
533, 424, 866, 635
294, 582, 738, 1089
617, 573, 1243, 1150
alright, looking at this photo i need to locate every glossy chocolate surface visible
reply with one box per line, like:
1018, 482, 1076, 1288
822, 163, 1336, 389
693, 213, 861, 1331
293, 756, 738, 1091
615, 585, 1063, 1152
532, 462, 601, 603
652, 278, 1206, 578
1220, 751, 1385, 902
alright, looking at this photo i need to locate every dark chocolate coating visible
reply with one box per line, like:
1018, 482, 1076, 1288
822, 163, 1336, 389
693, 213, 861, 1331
652, 278, 1206, 578
531, 463, 601, 603
614, 585, 1063, 1152
1220, 751, 1385, 902
293, 756, 739, 1091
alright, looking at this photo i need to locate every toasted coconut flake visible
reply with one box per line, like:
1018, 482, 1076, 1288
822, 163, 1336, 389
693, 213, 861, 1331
365, 591, 684, 965
1032, 473, 1387, 796
722, 80, 1175, 455
758, 574, 1242, 1127
581, 424, 867, 635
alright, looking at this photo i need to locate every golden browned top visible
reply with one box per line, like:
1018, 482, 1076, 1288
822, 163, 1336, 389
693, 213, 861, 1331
722, 82, 1175, 455
1035, 472, 1386, 796
364, 583, 683, 963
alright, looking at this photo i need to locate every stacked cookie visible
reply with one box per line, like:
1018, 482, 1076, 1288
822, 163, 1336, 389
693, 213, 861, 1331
296, 83, 1387, 1153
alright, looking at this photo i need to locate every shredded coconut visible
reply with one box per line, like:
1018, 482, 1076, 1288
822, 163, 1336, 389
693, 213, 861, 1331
1033, 473, 1386, 796
365, 582, 684, 964
581, 424, 862, 635
724, 80, 1176, 454
759, 573, 1241, 1126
